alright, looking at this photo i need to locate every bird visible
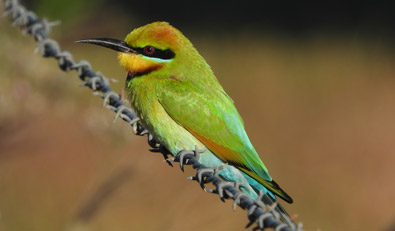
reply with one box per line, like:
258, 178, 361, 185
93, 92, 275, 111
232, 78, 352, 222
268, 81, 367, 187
76, 21, 293, 212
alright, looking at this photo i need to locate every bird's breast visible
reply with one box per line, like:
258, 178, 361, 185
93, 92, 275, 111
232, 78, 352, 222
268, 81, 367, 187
127, 77, 205, 154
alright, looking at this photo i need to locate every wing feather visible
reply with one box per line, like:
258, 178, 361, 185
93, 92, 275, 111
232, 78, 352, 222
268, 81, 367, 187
156, 79, 292, 203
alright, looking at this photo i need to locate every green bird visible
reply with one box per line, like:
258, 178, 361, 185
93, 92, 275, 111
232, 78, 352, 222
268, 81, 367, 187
77, 22, 293, 208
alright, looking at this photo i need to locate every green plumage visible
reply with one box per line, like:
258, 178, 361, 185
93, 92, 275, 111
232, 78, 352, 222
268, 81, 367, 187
122, 22, 292, 203
80, 21, 293, 204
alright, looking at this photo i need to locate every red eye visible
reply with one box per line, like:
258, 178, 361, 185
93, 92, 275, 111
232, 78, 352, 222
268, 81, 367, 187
144, 46, 155, 55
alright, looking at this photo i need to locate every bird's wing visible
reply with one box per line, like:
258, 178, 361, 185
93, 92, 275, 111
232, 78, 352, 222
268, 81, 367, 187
157, 79, 293, 203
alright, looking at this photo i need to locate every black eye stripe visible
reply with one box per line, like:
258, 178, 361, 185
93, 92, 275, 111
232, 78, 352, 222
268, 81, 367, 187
134, 46, 175, 60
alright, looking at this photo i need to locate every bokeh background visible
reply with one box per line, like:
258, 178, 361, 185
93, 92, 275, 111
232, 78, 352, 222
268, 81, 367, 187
1, 1, 395, 231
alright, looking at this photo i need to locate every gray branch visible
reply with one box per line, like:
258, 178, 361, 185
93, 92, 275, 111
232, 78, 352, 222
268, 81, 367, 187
1, 0, 303, 230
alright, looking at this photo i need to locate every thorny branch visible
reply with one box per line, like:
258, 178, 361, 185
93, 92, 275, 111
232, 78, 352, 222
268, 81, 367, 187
2, 0, 303, 230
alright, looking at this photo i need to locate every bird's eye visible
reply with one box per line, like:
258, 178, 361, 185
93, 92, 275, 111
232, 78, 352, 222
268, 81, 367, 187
144, 46, 155, 55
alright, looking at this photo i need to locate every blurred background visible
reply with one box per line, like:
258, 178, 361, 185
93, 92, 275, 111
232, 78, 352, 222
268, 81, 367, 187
1, 0, 395, 231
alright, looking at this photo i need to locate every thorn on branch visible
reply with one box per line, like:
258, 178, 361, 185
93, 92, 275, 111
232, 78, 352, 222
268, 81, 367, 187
114, 105, 134, 123
102, 91, 119, 108
257, 213, 273, 230
174, 150, 194, 172
254, 191, 267, 210
55, 51, 74, 71
275, 224, 289, 231
37, 38, 59, 57
215, 181, 235, 202
232, 192, 250, 210
71, 60, 92, 79
196, 167, 215, 185
267, 203, 281, 221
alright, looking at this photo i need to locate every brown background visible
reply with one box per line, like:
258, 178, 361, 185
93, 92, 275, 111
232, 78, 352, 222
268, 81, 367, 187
1, 1, 395, 231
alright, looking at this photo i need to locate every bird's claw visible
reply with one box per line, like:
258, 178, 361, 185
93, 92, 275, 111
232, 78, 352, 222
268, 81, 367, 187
147, 134, 160, 149
175, 150, 194, 171
196, 167, 215, 184
128, 118, 141, 135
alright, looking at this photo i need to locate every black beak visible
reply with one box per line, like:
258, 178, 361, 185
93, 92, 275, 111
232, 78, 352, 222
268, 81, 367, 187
75, 38, 135, 53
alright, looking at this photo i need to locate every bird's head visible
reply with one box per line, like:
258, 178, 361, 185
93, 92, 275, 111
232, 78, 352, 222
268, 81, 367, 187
77, 22, 206, 82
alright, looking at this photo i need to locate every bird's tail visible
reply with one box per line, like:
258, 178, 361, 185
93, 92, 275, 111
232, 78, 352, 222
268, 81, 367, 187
239, 167, 293, 203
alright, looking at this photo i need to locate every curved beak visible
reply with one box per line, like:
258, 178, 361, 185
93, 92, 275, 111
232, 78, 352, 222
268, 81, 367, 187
75, 38, 135, 53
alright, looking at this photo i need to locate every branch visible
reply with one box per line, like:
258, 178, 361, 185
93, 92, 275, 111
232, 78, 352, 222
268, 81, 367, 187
1, 1, 303, 230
